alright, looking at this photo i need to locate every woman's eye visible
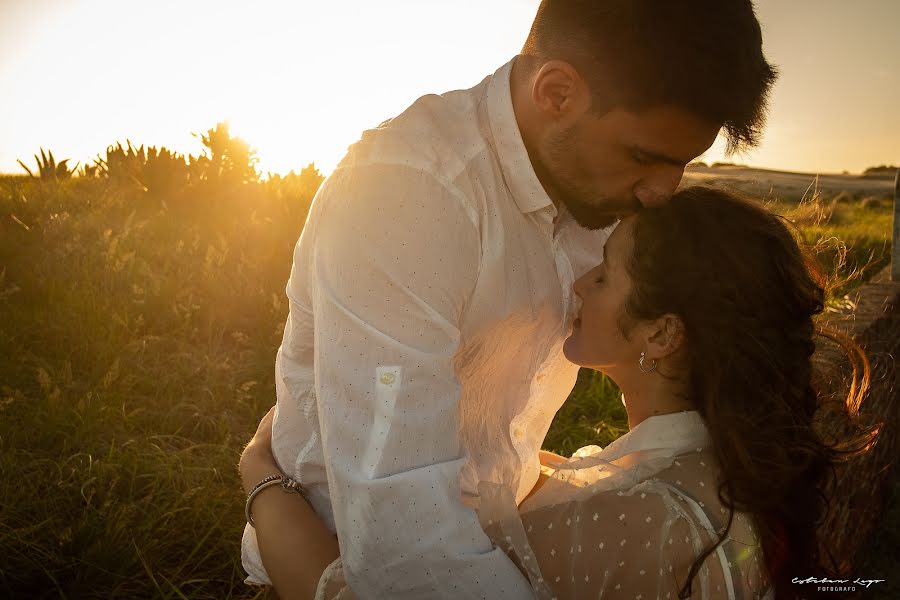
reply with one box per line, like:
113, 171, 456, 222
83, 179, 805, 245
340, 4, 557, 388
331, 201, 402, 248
594, 275, 605, 284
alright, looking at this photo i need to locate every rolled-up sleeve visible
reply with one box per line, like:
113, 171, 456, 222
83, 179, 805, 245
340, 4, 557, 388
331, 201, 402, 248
308, 163, 534, 598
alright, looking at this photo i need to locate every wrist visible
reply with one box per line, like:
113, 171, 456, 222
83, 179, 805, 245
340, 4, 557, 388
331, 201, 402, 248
246, 474, 309, 527
242, 466, 284, 496
240, 443, 282, 495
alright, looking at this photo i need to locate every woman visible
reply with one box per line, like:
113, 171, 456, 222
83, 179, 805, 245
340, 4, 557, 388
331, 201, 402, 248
239, 186, 878, 599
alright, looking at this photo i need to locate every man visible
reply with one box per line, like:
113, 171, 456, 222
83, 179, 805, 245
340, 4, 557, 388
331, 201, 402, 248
242, 0, 776, 597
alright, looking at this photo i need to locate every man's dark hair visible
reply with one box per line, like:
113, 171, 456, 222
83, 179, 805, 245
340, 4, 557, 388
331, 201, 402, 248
522, 0, 777, 153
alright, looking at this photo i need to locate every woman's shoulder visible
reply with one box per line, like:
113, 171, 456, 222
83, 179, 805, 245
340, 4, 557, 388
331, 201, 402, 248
513, 451, 769, 599
528, 447, 764, 563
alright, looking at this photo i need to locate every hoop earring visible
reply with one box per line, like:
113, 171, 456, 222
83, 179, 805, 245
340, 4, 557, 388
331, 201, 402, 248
639, 351, 657, 373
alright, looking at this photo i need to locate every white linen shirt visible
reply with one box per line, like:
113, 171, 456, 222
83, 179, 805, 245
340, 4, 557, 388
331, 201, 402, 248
241, 56, 613, 598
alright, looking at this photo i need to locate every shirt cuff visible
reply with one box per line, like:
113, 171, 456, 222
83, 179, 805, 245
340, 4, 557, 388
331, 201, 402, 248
240, 521, 273, 586
315, 557, 356, 600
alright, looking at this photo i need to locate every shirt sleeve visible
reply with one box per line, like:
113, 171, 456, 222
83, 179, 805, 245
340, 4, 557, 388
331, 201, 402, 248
307, 163, 536, 599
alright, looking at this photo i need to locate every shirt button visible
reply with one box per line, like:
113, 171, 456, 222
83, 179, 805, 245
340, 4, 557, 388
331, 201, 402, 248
380, 373, 396, 385
536, 373, 546, 383
513, 427, 524, 439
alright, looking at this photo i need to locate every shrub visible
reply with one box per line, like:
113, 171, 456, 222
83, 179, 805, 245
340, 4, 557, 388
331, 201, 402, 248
17, 148, 78, 181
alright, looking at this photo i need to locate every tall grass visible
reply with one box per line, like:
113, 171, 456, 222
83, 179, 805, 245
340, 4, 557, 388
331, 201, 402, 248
0, 151, 893, 597
767, 190, 893, 303
1, 170, 316, 598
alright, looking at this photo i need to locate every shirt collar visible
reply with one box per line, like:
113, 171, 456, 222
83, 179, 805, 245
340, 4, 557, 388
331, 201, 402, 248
597, 410, 711, 463
486, 56, 554, 215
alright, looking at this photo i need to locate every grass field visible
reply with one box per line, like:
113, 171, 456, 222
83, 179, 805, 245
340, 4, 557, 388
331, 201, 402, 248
0, 161, 894, 598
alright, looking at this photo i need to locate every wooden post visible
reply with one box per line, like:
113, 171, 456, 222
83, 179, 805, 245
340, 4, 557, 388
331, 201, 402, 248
894, 167, 900, 281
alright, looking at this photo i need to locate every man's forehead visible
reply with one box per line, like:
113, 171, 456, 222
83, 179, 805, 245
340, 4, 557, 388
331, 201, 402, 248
614, 107, 720, 158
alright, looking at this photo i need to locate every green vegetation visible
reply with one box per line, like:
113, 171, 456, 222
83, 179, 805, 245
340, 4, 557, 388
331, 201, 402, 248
863, 164, 898, 177
0, 127, 894, 598
17, 148, 79, 181
766, 191, 893, 301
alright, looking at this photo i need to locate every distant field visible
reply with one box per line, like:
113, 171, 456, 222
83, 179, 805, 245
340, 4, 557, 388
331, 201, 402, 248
683, 163, 896, 200
0, 162, 894, 598
680, 164, 895, 299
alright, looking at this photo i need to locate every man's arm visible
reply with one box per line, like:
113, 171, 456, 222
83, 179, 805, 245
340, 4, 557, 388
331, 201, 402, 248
308, 163, 534, 599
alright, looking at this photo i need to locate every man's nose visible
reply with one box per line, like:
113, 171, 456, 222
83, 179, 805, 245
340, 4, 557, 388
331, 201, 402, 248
634, 168, 685, 208
634, 186, 669, 208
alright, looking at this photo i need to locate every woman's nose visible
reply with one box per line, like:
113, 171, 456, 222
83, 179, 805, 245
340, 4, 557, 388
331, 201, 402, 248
572, 293, 583, 316
572, 273, 587, 297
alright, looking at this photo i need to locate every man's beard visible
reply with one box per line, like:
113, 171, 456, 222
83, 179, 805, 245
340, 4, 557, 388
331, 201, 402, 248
559, 187, 632, 230
543, 128, 640, 231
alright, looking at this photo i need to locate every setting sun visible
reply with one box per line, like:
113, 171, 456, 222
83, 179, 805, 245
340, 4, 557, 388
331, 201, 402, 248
1, 0, 537, 176
2, 0, 898, 177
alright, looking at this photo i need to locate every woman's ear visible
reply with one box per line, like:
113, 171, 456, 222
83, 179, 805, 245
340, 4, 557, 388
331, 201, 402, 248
643, 314, 685, 360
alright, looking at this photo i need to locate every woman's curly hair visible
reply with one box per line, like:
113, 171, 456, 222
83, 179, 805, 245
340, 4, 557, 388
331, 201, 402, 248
624, 186, 880, 599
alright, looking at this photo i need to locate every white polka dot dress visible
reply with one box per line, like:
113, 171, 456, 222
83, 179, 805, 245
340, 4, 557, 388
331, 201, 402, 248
477, 411, 773, 600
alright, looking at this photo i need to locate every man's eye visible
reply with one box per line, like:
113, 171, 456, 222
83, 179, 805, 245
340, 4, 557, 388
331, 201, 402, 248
632, 150, 652, 165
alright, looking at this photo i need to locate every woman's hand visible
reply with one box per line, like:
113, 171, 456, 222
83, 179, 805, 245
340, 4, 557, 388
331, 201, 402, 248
239, 406, 341, 600
539, 449, 566, 468
522, 450, 567, 504
240, 406, 285, 495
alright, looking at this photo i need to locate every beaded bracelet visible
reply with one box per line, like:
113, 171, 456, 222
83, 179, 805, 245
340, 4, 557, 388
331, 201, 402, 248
245, 474, 309, 527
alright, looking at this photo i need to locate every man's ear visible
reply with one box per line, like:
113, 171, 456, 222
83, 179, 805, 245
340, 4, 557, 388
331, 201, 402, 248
643, 314, 685, 360
531, 60, 591, 123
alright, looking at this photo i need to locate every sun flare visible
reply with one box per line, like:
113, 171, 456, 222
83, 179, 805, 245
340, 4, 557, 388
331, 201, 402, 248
1, 1, 898, 176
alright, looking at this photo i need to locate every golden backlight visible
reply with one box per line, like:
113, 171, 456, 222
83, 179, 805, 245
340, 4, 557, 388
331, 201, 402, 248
0, 0, 897, 176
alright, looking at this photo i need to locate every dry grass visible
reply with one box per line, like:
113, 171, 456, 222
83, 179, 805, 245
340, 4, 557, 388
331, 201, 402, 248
0, 168, 893, 598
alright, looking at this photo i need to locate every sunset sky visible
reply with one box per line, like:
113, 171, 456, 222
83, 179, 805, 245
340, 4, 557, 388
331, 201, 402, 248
1, 0, 898, 177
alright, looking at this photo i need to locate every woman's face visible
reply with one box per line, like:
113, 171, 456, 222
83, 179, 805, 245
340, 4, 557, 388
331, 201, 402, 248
563, 216, 643, 375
